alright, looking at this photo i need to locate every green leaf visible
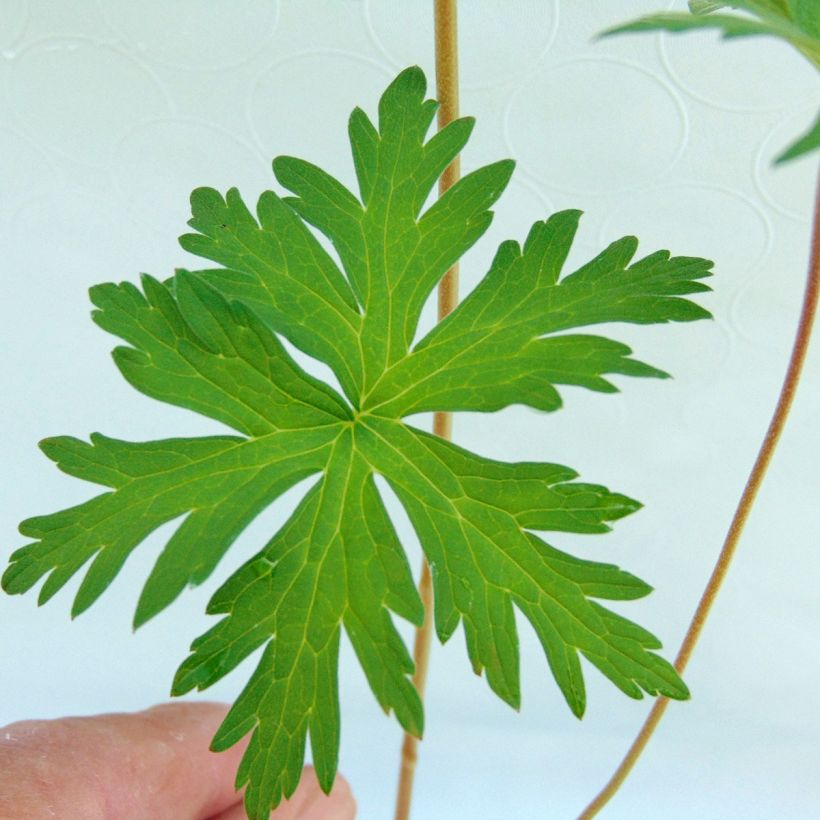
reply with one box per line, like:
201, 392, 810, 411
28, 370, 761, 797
600, 1, 820, 165
602, 11, 783, 39
600, 9, 818, 55
775, 107, 820, 162
5, 67, 709, 819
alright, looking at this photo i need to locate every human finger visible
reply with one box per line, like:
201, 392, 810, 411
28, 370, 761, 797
0, 701, 247, 819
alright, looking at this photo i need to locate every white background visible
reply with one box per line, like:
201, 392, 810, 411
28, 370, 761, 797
1, 1, 819, 818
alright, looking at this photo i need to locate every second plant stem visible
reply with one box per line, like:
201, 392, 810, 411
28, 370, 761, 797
579, 164, 820, 818
394, 2, 460, 820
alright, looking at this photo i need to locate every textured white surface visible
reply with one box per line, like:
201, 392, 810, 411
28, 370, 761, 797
1, 2, 819, 819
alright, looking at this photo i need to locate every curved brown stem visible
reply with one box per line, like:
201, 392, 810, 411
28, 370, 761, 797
393, 3, 460, 820
578, 165, 820, 819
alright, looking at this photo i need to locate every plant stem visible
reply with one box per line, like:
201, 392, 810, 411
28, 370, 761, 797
578, 164, 820, 819
394, 3, 459, 820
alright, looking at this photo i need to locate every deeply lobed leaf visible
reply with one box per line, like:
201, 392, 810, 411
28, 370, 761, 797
5, 66, 713, 818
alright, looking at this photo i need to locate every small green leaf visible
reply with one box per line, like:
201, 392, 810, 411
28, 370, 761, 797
775, 107, 820, 163
600, 11, 787, 40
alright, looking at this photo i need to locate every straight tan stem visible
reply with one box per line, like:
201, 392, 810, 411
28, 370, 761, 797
394, 3, 460, 820
579, 166, 820, 818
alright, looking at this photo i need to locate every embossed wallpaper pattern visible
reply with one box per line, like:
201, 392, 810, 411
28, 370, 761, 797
1, 2, 819, 818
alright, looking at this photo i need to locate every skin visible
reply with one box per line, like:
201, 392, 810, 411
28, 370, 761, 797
0, 702, 356, 820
